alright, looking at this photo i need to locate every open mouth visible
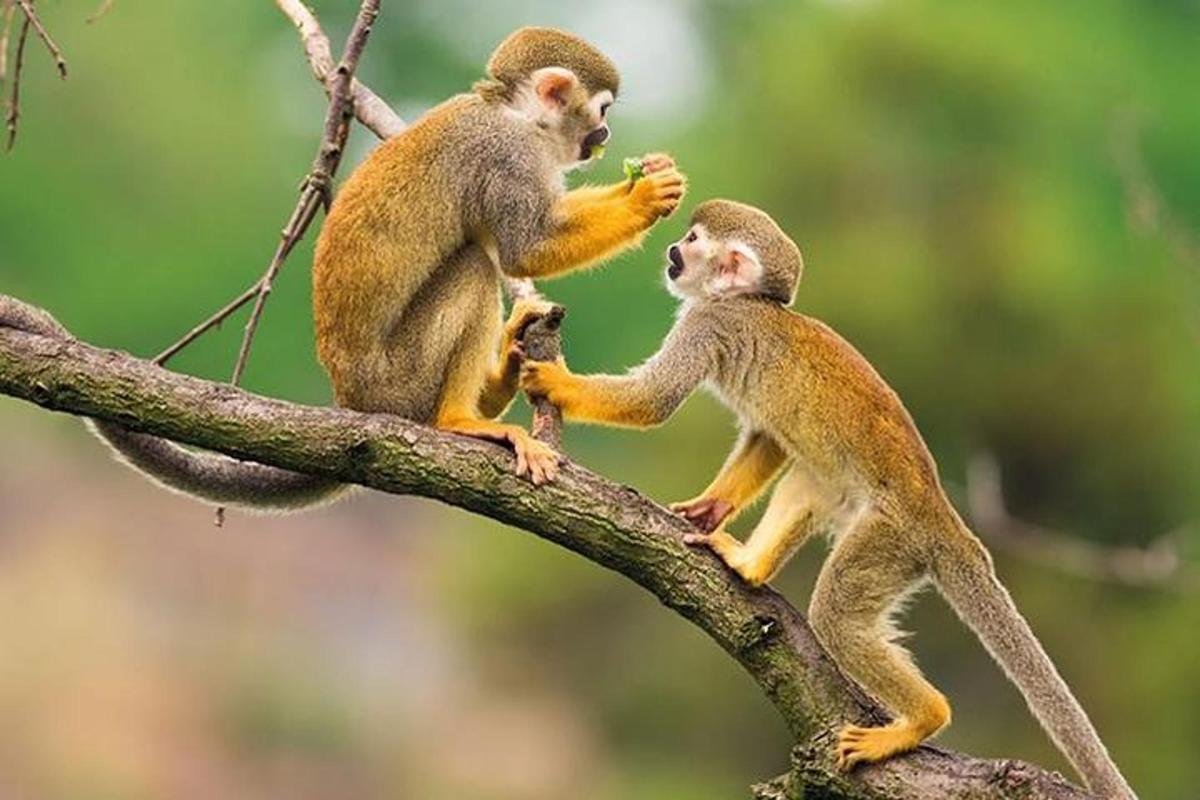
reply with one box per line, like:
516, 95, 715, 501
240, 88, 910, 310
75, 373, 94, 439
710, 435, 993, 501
580, 127, 609, 161
667, 246, 684, 280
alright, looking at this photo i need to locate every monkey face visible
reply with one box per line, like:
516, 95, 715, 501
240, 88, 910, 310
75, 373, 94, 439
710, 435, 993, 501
522, 68, 614, 167
666, 224, 765, 301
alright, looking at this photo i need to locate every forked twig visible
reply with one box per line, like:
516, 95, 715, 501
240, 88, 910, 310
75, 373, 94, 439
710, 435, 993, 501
227, 0, 379, 386
15, 0, 66, 78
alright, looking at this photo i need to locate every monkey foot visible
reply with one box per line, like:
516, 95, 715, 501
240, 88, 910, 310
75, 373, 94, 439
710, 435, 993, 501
671, 495, 734, 533
835, 723, 925, 770
511, 433, 561, 486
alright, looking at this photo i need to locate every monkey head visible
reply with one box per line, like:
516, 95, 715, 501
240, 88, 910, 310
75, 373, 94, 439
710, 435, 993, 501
665, 199, 803, 305
478, 27, 620, 167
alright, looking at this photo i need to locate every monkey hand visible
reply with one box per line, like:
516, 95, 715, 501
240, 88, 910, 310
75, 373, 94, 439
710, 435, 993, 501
519, 358, 577, 411
505, 297, 559, 343
638, 152, 676, 175
629, 166, 686, 223
670, 496, 734, 533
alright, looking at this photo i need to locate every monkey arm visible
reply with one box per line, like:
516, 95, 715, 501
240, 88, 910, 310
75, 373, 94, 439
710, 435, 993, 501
500, 169, 685, 280
673, 430, 789, 531
557, 181, 631, 214
522, 366, 690, 427
521, 314, 711, 428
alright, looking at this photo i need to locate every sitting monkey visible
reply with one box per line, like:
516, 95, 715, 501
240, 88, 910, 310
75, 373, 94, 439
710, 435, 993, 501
520, 200, 1135, 799
13, 27, 685, 510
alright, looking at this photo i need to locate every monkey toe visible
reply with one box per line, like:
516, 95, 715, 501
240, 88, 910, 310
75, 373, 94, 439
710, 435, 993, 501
514, 437, 561, 485
834, 723, 924, 771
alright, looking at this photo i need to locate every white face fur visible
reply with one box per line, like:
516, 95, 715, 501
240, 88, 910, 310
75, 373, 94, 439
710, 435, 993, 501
508, 67, 614, 169
666, 224, 765, 301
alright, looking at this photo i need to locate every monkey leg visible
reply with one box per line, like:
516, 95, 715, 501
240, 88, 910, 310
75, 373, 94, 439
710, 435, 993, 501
433, 283, 561, 484
808, 518, 951, 770
685, 466, 821, 587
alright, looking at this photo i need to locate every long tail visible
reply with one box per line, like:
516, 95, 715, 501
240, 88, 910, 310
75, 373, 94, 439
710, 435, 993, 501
1, 294, 347, 513
933, 520, 1136, 799
87, 420, 347, 511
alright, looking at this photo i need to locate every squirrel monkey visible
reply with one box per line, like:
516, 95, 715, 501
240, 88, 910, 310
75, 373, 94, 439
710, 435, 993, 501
520, 200, 1136, 799
5, 28, 684, 510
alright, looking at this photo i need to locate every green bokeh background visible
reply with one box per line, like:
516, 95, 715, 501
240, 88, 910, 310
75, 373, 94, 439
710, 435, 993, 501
1, 1, 1197, 798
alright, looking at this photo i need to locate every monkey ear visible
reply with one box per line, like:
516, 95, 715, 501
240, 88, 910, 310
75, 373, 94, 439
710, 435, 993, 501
532, 67, 579, 109
717, 242, 764, 293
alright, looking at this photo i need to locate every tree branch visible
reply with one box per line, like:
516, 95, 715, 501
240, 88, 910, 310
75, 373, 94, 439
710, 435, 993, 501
275, 0, 404, 139
0, 296, 1093, 800
965, 451, 1198, 592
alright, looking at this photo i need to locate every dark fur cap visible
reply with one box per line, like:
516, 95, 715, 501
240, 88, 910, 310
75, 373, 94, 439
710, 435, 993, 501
691, 199, 803, 305
485, 27, 619, 98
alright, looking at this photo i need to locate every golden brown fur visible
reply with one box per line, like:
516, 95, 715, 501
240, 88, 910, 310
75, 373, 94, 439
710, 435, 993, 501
521, 200, 1135, 799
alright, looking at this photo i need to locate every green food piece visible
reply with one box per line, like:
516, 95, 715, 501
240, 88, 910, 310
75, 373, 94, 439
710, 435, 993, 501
623, 157, 646, 182
589, 143, 607, 160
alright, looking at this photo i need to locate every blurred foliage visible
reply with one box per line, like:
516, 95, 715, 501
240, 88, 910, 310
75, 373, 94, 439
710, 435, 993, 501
1, 0, 1198, 798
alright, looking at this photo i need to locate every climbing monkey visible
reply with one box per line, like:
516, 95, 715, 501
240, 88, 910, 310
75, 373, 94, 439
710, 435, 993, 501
3, 27, 685, 509
520, 200, 1136, 799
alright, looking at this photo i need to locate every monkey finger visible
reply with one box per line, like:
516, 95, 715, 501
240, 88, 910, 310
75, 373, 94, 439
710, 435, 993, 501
641, 152, 675, 173
682, 532, 712, 547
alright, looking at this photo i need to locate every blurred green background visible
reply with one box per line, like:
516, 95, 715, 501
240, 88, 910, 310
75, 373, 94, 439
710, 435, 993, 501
2, 1, 1198, 798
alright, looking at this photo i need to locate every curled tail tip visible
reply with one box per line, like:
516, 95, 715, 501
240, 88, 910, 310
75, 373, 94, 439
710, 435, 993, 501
88, 419, 347, 513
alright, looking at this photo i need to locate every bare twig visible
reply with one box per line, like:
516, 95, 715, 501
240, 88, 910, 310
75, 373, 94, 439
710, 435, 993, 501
966, 451, 1197, 591
15, 0, 66, 78
4, 11, 28, 150
153, 282, 261, 365
86, 0, 115, 25
0, 301, 1100, 800
1, 0, 15, 97
275, 0, 404, 139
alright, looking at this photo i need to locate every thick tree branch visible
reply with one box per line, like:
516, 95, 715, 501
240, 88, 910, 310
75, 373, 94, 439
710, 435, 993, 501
0, 298, 1093, 800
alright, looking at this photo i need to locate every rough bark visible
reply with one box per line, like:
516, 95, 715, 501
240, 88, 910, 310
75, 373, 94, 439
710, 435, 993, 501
0, 305, 1093, 800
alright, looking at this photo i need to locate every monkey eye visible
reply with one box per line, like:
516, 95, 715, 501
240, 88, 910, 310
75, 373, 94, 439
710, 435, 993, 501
600, 102, 611, 117
685, 230, 698, 243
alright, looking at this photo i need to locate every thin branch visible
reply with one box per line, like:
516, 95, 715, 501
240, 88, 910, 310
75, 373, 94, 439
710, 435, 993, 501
86, 0, 115, 25
153, 281, 261, 365
0, 0, 15, 97
229, 0, 378, 386
275, 0, 405, 139
966, 451, 1197, 592
4, 11, 28, 151
14, 0, 66, 78
0, 297, 1096, 800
